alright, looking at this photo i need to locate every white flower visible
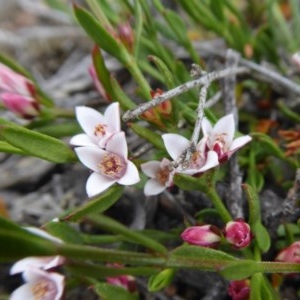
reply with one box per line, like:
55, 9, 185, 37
162, 133, 219, 175
75, 132, 140, 197
202, 114, 252, 162
141, 158, 173, 196
10, 268, 64, 300
70, 102, 121, 148
10, 227, 64, 275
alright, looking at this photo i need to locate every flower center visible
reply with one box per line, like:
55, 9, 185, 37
156, 166, 171, 185
211, 133, 228, 156
31, 279, 55, 299
98, 153, 126, 179
94, 123, 108, 137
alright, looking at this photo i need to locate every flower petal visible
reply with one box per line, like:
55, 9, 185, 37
162, 133, 189, 160
141, 161, 161, 178
201, 118, 212, 136
104, 102, 121, 133
106, 132, 128, 159
10, 257, 51, 275
75, 147, 106, 172
86, 172, 116, 197
10, 281, 34, 300
198, 150, 219, 172
70, 134, 95, 147
230, 135, 252, 152
144, 178, 166, 196
117, 160, 140, 185
213, 114, 235, 144
75, 106, 105, 141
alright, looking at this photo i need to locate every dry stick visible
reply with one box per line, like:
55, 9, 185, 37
221, 50, 244, 219
122, 66, 248, 122
197, 45, 300, 95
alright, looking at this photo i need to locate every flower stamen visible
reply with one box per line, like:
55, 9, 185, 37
98, 153, 126, 179
94, 124, 108, 137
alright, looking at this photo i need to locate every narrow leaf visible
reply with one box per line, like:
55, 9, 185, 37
62, 185, 124, 222
0, 125, 77, 163
148, 268, 175, 292
87, 214, 168, 254
173, 173, 206, 191
94, 282, 139, 300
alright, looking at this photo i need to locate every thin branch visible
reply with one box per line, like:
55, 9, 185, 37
122, 67, 248, 122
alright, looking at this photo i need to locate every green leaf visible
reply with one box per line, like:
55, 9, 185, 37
91, 46, 114, 100
250, 273, 262, 300
169, 245, 236, 270
0, 217, 57, 262
173, 173, 206, 191
242, 183, 261, 226
110, 76, 136, 110
0, 141, 26, 155
62, 185, 124, 222
251, 133, 285, 159
148, 268, 175, 292
94, 282, 139, 300
44, 221, 84, 244
87, 214, 168, 254
73, 5, 129, 65
277, 100, 300, 123
129, 123, 164, 150
220, 260, 262, 280
252, 223, 271, 253
35, 121, 81, 138
0, 125, 77, 163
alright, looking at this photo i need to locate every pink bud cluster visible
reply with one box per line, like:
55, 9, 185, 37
181, 220, 252, 249
0, 63, 40, 119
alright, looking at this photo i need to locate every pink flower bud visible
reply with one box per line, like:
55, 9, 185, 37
275, 241, 300, 263
118, 22, 134, 53
181, 225, 221, 247
228, 280, 250, 300
224, 220, 252, 249
1, 93, 40, 119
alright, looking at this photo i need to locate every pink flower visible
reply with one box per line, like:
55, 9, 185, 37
0, 63, 39, 119
70, 103, 121, 148
202, 114, 252, 162
275, 241, 300, 263
88, 65, 111, 101
10, 227, 64, 275
224, 220, 252, 249
75, 132, 140, 197
181, 225, 221, 247
10, 268, 64, 300
228, 280, 250, 300
1, 93, 39, 119
141, 158, 173, 196
162, 133, 219, 175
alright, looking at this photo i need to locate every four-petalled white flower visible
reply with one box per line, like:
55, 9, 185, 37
202, 114, 252, 162
70, 102, 121, 148
75, 132, 140, 197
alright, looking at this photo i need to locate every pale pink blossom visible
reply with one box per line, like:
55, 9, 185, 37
202, 114, 252, 162
181, 225, 221, 247
70, 103, 121, 148
10, 268, 64, 300
275, 241, 300, 263
141, 158, 173, 196
1, 93, 39, 118
0, 63, 36, 96
10, 227, 64, 275
224, 220, 252, 249
75, 132, 140, 197
0, 63, 39, 119
162, 133, 219, 175
88, 65, 111, 101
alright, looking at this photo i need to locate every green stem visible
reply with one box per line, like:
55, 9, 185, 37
206, 188, 232, 223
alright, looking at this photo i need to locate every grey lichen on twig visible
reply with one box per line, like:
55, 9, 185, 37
122, 66, 248, 122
